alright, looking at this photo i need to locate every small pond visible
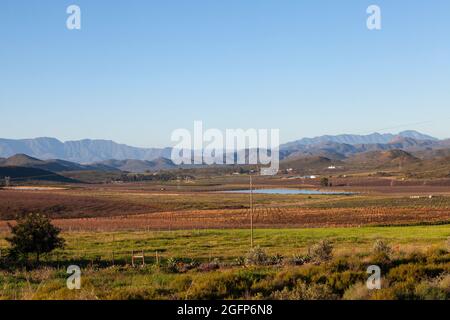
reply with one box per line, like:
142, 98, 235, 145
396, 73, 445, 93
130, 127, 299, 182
224, 188, 354, 195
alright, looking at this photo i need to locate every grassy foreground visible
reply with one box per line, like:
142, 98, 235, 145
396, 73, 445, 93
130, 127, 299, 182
0, 225, 449, 300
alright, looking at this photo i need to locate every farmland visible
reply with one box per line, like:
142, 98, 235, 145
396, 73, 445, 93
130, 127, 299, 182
0, 226, 449, 300
0, 175, 449, 300
0, 177, 449, 231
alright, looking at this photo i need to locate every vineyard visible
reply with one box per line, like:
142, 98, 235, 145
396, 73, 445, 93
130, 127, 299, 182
0, 183, 449, 232
0, 180, 449, 300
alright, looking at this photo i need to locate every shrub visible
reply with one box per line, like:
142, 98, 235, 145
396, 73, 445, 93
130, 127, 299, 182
269, 254, 284, 265
176, 259, 200, 273
245, 246, 269, 266
108, 287, 157, 300
287, 254, 311, 266
371, 288, 397, 300
370, 240, 392, 264
197, 259, 220, 272
272, 280, 337, 300
185, 270, 266, 299
438, 274, 450, 295
342, 282, 372, 300
414, 283, 446, 300
388, 263, 445, 283
373, 240, 392, 257
327, 270, 366, 294
405, 251, 427, 264
426, 248, 449, 264
165, 257, 182, 273
309, 240, 333, 264
413, 273, 450, 300
234, 256, 245, 266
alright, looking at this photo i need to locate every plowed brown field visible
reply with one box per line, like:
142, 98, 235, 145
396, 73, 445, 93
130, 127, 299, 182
0, 206, 448, 232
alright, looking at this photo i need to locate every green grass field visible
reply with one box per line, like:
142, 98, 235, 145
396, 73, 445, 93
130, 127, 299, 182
67, 225, 450, 262
1, 224, 449, 300
2, 224, 449, 263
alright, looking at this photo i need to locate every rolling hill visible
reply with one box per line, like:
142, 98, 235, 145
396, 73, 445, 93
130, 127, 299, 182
346, 150, 420, 169
280, 156, 342, 173
0, 154, 119, 173
97, 157, 176, 173
0, 167, 80, 184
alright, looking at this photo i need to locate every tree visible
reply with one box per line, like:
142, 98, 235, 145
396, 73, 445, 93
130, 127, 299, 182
6, 213, 65, 263
320, 177, 329, 187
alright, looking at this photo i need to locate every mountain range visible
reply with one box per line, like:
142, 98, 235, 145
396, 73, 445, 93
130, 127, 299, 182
1, 130, 449, 181
281, 130, 437, 148
0, 137, 171, 163
0, 131, 445, 164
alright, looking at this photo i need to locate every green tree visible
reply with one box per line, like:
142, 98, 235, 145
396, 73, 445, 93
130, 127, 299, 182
320, 177, 329, 187
6, 213, 65, 263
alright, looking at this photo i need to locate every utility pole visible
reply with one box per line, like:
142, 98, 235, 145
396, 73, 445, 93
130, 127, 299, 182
250, 174, 253, 248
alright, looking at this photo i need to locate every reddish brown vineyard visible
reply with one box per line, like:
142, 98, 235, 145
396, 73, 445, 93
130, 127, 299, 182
0, 183, 449, 232
0, 206, 448, 232
0, 189, 159, 220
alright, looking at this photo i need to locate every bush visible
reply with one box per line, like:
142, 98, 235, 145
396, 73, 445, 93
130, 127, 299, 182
176, 259, 200, 273
269, 254, 284, 265
197, 259, 220, 272
414, 276, 449, 300
165, 257, 182, 273
438, 274, 450, 295
185, 270, 266, 299
272, 280, 337, 300
234, 256, 245, 266
370, 240, 392, 264
343, 282, 372, 300
245, 246, 269, 266
287, 254, 311, 266
426, 248, 449, 264
327, 270, 366, 294
108, 287, 157, 300
373, 240, 392, 257
309, 240, 333, 264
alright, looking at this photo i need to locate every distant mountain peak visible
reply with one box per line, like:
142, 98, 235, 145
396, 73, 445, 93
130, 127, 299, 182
97, 157, 175, 173
281, 131, 438, 149
397, 130, 438, 141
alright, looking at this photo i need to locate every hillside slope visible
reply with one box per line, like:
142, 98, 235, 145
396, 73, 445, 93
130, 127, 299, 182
0, 167, 80, 183
0, 154, 118, 172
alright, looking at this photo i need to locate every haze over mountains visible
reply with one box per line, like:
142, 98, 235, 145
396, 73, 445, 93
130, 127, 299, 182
0, 131, 449, 177
0, 131, 446, 164
0, 137, 171, 163
281, 130, 437, 148
1, 130, 449, 180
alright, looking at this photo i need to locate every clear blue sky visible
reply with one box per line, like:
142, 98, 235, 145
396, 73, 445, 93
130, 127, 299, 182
1, 0, 449, 147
